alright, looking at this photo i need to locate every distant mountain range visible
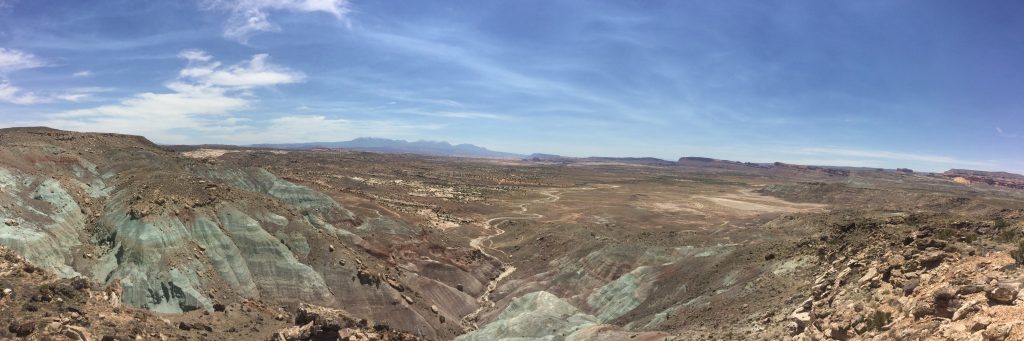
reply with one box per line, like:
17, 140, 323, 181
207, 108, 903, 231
251, 137, 525, 159
526, 153, 678, 166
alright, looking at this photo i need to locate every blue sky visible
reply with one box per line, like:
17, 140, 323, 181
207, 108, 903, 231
0, 0, 1021, 172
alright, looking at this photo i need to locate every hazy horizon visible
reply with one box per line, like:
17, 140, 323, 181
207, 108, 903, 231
1, 1, 1021, 173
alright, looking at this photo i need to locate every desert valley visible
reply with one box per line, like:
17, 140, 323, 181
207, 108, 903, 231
0, 127, 1022, 340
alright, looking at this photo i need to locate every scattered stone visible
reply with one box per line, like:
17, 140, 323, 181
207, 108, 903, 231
970, 316, 992, 332
983, 323, 1014, 341
385, 278, 404, 292
858, 267, 878, 284
4, 218, 17, 226
790, 311, 811, 333
952, 299, 981, 321
8, 319, 36, 337
911, 303, 935, 319
987, 284, 1019, 304
956, 284, 986, 296
63, 325, 92, 340
903, 278, 920, 296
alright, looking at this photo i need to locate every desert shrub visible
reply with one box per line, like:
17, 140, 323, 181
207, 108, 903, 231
935, 228, 955, 241
994, 218, 1009, 229
1012, 239, 1024, 265
866, 310, 892, 330
997, 229, 1019, 243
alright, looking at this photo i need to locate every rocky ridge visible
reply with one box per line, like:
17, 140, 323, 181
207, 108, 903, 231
787, 211, 1024, 340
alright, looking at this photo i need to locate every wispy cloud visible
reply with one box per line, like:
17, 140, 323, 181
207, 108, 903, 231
996, 127, 1019, 138
0, 82, 110, 105
0, 48, 47, 104
797, 147, 991, 168
358, 27, 666, 124
37, 49, 286, 141
0, 48, 46, 72
415, 111, 510, 120
0, 48, 100, 104
72, 70, 92, 78
11, 49, 435, 144
52, 87, 111, 102
0, 81, 42, 104
200, 0, 351, 42
179, 50, 305, 88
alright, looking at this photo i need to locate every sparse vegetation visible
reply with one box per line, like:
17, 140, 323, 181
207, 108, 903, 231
867, 310, 892, 330
1013, 239, 1024, 265
935, 228, 955, 241
996, 223, 1020, 243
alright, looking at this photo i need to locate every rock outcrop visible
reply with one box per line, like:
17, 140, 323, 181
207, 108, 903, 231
788, 214, 1024, 340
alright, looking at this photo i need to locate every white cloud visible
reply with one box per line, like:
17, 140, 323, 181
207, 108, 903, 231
0, 82, 110, 105
18, 49, 434, 144
0, 48, 99, 105
180, 53, 305, 88
72, 70, 93, 78
0, 81, 42, 104
177, 49, 213, 62
42, 86, 249, 142
0, 48, 46, 73
418, 111, 510, 120
200, 0, 350, 42
0, 48, 48, 104
28, 50, 290, 142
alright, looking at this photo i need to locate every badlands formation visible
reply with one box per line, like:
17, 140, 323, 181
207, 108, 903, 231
1, 127, 1023, 340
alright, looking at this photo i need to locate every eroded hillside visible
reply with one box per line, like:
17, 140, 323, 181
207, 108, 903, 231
2, 128, 1024, 340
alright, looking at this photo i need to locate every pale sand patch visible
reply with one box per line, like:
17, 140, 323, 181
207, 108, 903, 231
643, 202, 704, 214
180, 149, 287, 159
181, 149, 232, 158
